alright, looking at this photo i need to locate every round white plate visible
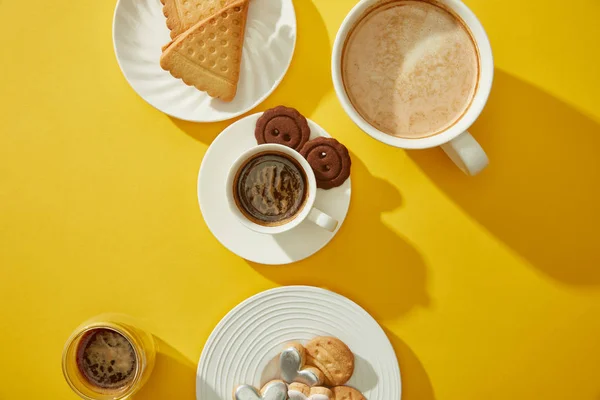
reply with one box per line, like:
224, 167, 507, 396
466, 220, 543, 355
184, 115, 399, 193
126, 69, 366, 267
112, 0, 296, 122
198, 113, 351, 265
196, 286, 402, 400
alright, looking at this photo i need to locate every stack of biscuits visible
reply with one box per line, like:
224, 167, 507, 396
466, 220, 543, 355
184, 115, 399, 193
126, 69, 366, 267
234, 336, 366, 400
159, 0, 251, 102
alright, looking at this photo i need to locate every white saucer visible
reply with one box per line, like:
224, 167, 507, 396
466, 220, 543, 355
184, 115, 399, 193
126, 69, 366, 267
196, 286, 402, 400
112, 0, 296, 122
197, 113, 351, 265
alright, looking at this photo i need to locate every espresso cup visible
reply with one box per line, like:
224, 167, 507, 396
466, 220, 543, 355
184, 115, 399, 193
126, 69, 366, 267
332, 0, 493, 175
226, 144, 338, 234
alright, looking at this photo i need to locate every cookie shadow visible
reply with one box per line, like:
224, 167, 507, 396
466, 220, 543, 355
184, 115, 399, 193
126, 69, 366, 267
384, 329, 436, 400
134, 338, 196, 400
260, 353, 282, 386
167, 0, 331, 146
352, 354, 379, 393
249, 154, 430, 321
409, 69, 600, 286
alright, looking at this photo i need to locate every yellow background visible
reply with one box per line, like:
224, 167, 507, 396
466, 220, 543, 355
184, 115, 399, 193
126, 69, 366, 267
1, 0, 599, 399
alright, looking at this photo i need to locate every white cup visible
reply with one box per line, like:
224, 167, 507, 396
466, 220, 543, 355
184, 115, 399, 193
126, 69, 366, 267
332, 0, 494, 175
226, 144, 339, 234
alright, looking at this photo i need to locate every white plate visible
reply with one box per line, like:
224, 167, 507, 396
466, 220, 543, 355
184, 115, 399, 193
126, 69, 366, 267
197, 113, 351, 265
112, 0, 296, 122
196, 286, 402, 400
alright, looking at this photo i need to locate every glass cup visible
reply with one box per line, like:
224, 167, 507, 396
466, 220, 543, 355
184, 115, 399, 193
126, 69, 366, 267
62, 314, 157, 400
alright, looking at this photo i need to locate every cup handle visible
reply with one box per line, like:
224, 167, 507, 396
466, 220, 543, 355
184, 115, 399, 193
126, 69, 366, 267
307, 208, 338, 232
440, 131, 489, 176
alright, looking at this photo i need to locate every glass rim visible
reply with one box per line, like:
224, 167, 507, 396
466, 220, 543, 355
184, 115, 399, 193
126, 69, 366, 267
62, 323, 145, 400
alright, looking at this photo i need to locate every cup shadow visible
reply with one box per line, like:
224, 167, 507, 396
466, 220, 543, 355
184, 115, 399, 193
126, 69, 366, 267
384, 328, 436, 400
169, 0, 331, 146
410, 69, 600, 286
134, 337, 197, 400
249, 154, 430, 321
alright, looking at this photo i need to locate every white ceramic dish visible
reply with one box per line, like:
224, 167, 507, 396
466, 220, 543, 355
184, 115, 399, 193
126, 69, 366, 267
196, 286, 402, 400
197, 113, 351, 265
113, 0, 297, 122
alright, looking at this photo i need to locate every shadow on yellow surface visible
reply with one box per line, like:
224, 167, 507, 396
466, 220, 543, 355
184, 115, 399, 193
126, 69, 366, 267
260, 0, 332, 114
410, 70, 600, 285
169, 0, 331, 145
251, 154, 430, 320
385, 328, 436, 400
135, 338, 196, 400
170, 116, 233, 147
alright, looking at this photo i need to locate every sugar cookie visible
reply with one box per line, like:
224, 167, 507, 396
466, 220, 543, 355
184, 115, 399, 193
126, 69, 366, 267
305, 337, 354, 386
331, 386, 365, 400
289, 382, 310, 395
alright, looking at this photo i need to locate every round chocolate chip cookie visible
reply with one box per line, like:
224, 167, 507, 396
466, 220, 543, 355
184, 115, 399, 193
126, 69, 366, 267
255, 106, 311, 151
300, 138, 351, 190
305, 336, 355, 386
331, 386, 366, 400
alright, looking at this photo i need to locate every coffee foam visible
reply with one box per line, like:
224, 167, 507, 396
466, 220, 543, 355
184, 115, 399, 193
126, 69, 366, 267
342, 0, 479, 138
76, 329, 137, 392
234, 152, 308, 227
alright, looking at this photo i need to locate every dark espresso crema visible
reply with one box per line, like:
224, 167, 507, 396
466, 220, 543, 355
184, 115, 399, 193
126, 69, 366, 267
342, 0, 480, 139
234, 152, 308, 226
76, 328, 137, 392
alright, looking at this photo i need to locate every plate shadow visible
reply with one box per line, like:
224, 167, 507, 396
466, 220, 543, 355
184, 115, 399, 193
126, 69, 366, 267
384, 328, 436, 400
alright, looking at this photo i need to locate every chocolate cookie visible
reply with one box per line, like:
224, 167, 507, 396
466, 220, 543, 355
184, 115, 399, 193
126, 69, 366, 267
300, 138, 351, 190
255, 106, 311, 151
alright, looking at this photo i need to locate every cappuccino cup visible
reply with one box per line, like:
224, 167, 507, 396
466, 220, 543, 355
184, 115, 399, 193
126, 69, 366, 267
332, 0, 493, 175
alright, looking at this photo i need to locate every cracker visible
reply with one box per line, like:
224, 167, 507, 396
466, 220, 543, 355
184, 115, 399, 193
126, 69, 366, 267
160, 0, 250, 102
161, 0, 240, 39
